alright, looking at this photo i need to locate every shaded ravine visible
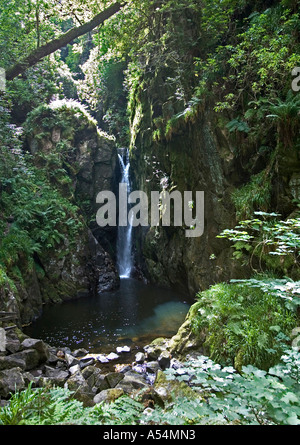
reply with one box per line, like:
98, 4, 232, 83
24, 147, 190, 355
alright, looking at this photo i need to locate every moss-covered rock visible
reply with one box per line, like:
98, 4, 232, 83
153, 370, 201, 405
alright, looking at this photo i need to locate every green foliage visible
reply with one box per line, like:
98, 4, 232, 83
231, 278, 300, 312
190, 282, 296, 370
218, 211, 300, 274
0, 383, 39, 425
0, 96, 84, 285
92, 395, 144, 425
157, 350, 300, 425
231, 171, 272, 220
2, 349, 300, 425
247, 90, 300, 148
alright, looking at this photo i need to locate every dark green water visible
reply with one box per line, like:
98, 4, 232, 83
24, 278, 190, 354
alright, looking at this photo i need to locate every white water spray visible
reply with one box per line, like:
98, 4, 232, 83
116, 148, 133, 278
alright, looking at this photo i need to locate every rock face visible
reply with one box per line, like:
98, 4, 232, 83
130, 100, 246, 296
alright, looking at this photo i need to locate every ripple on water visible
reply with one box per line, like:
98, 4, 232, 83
23, 278, 190, 354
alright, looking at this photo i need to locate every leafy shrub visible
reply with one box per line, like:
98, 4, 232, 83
190, 282, 296, 370
218, 211, 300, 275
231, 171, 272, 220
155, 349, 300, 425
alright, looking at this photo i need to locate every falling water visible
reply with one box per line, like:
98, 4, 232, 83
117, 148, 133, 278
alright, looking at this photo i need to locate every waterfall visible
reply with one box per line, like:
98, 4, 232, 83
117, 148, 133, 278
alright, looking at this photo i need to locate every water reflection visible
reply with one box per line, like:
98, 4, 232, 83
24, 278, 190, 353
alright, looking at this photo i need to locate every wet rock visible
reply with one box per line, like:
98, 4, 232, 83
12, 349, 41, 371
42, 366, 69, 386
96, 354, 109, 363
93, 388, 124, 405
0, 367, 25, 398
106, 352, 119, 361
104, 372, 124, 388
65, 352, 80, 367
116, 364, 132, 373
116, 346, 130, 353
135, 352, 145, 363
79, 354, 97, 367
158, 350, 171, 370
146, 361, 160, 374
0, 355, 26, 371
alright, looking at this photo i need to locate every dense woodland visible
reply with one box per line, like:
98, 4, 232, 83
0, 0, 300, 426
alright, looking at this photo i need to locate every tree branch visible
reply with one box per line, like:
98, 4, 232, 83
6, 2, 123, 81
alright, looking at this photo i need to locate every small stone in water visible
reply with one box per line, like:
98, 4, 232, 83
135, 352, 145, 363
107, 352, 119, 361
97, 354, 109, 363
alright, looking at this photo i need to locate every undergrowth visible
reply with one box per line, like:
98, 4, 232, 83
1, 348, 300, 425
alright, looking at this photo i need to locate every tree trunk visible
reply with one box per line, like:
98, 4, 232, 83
6, 2, 122, 81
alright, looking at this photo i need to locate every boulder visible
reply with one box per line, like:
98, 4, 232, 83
5, 338, 21, 354
64, 371, 87, 392
144, 338, 170, 361
0, 328, 6, 352
104, 372, 124, 388
135, 352, 145, 364
12, 349, 41, 371
158, 350, 171, 370
82, 366, 103, 388
116, 374, 148, 393
145, 361, 160, 374
65, 353, 80, 367
0, 355, 26, 371
21, 338, 50, 364
43, 365, 69, 386
65, 370, 95, 407
69, 364, 81, 375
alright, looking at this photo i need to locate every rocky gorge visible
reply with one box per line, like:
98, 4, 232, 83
1, 0, 300, 425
